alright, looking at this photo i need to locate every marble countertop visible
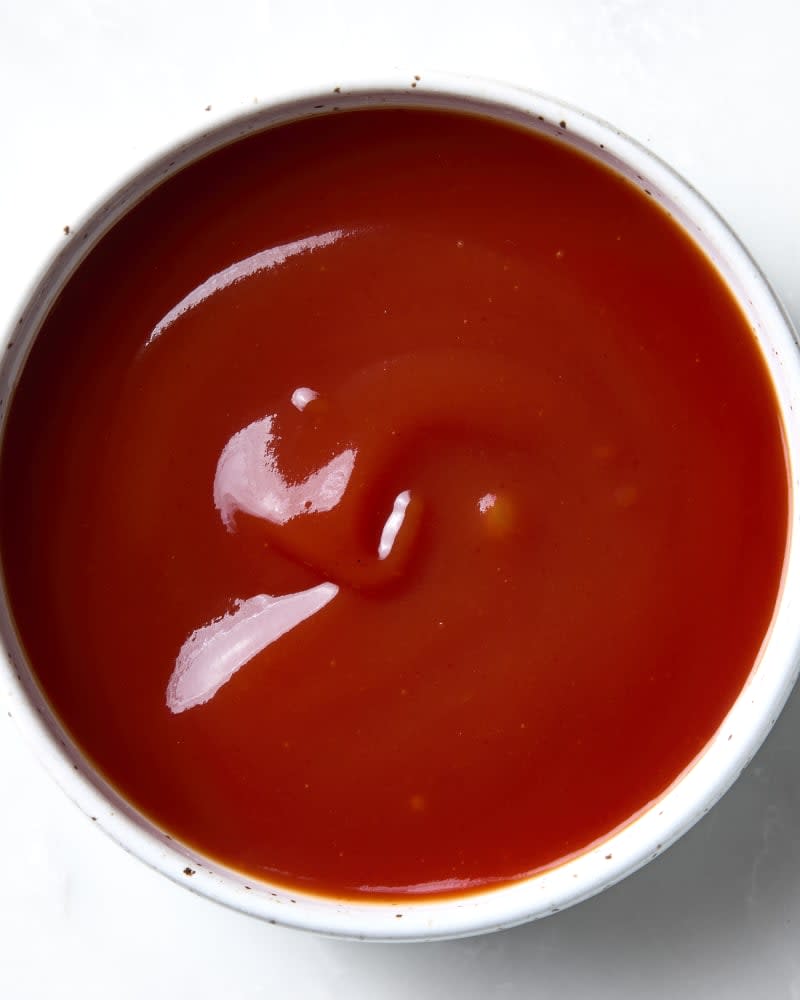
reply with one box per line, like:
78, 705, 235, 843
2, 1, 800, 996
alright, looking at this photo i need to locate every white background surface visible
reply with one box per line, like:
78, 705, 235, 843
2, 1, 800, 996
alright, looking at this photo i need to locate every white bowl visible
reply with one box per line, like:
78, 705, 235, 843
2, 73, 800, 941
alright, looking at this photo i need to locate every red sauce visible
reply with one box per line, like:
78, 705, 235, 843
0, 108, 788, 898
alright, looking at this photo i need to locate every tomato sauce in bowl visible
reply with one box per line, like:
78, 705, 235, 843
0, 106, 788, 901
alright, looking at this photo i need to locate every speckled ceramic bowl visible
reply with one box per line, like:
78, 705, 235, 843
2, 73, 800, 940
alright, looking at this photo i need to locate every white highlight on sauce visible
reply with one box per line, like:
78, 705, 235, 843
358, 876, 502, 894
167, 403, 355, 712
378, 489, 411, 560
291, 387, 319, 412
478, 492, 496, 514
147, 229, 349, 344
213, 414, 356, 530
166, 583, 338, 713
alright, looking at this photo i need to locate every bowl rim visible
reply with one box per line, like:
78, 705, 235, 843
2, 70, 800, 941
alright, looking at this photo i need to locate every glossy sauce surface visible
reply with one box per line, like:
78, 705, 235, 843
0, 109, 788, 897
